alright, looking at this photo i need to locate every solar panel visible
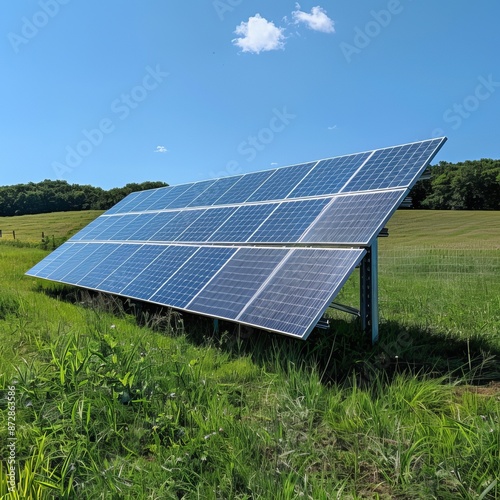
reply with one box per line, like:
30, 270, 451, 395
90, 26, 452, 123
188, 247, 289, 320
342, 140, 443, 192
149, 210, 206, 242
246, 162, 317, 202
27, 242, 78, 277
248, 198, 330, 243
207, 203, 278, 242
175, 207, 238, 242
237, 248, 365, 337
26, 137, 447, 339
120, 245, 198, 300
127, 212, 177, 241
300, 190, 406, 245
105, 190, 149, 215
187, 175, 244, 207
149, 246, 238, 308
97, 244, 166, 293
213, 170, 277, 205
287, 152, 370, 198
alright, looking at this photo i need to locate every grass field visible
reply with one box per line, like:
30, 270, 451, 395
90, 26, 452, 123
0, 211, 103, 245
0, 210, 499, 499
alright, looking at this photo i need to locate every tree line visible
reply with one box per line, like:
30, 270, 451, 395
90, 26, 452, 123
410, 158, 500, 210
0, 180, 168, 217
0, 158, 498, 217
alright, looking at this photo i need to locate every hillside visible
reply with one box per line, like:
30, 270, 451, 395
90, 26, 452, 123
0, 210, 104, 244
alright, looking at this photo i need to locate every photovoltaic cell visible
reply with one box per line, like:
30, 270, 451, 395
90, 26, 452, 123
248, 198, 331, 243
208, 203, 278, 242
246, 162, 317, 202
188, 247, 288, 319
120, 245, 197, 300
150, 246, 238, 308
238, 248, 365, 338
301, 190, 405, 245
214, 170, 276, 205
287, 152, 371, 198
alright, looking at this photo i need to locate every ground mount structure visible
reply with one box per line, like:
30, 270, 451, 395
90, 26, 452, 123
26, 137, 447, 342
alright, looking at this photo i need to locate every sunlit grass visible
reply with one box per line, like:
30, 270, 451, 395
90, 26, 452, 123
0, 210, 103, 244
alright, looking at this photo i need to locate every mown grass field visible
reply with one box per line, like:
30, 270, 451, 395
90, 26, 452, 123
0, 210, 499, 499
0, 211, 103, 245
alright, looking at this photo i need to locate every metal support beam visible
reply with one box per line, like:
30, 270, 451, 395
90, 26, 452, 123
360, 239, 379, 344
329, 302, 360, 317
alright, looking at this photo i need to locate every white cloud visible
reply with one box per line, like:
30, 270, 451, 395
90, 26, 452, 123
233, 14, 286, 54
327, 125, 337, 130
292, 5, 334, 33
154, 146, 168, 153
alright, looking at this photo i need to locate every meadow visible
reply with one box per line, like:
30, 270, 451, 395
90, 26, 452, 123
0, 210, 499, 499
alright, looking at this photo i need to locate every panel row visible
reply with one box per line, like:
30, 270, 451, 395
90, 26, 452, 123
106, 138, 445, 215
71, 189, 406, 246
26, 242, 365, 339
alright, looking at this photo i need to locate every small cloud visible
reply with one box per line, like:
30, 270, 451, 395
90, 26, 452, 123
327, 125, 337, 130
233, 14, 286, 54
154, 146, 168, 153
292, 5, 335, 33
271, 162, 278, 165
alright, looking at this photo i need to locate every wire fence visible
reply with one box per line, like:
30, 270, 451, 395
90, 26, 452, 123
379, 247, 500, 279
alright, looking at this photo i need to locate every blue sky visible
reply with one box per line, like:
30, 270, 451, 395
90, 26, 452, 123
2, 1, 499, 189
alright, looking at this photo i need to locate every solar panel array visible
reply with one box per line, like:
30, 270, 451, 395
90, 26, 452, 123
26, 137, 446, 338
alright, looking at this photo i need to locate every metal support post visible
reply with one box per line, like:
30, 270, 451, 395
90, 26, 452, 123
360, 239, 379, 344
